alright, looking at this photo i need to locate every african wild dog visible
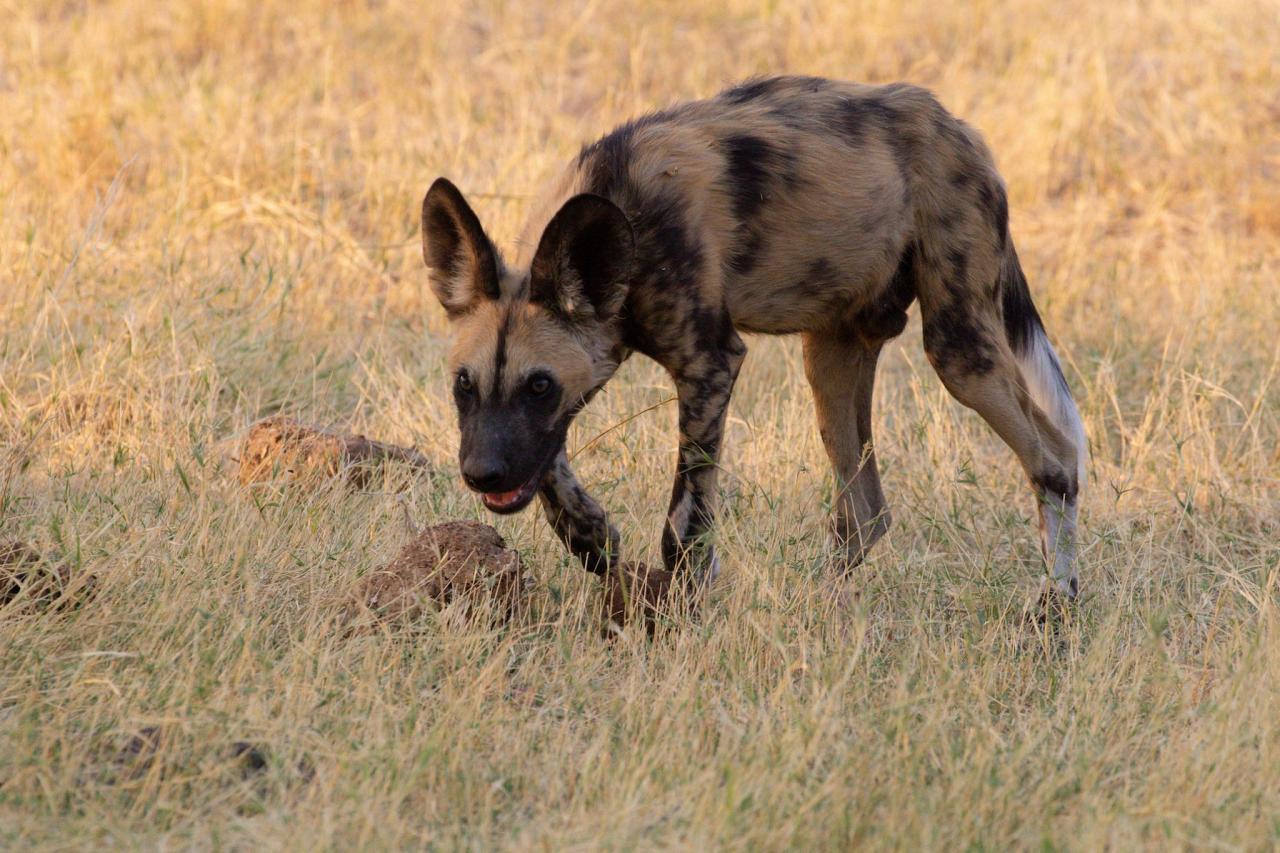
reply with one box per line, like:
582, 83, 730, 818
421, 76, 1087, 599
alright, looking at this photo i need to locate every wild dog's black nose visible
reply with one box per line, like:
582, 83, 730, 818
461, 456, 508, 492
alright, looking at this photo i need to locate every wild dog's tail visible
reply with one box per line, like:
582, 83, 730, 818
998, 248, 1088, 488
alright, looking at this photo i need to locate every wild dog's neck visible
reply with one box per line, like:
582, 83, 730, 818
512, 163, 593, 270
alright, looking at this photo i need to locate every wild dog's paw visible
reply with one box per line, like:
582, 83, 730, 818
600, 562, 678, 639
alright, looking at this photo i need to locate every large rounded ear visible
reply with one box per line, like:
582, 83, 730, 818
421, 177, 501, 319
528, 194, 634, 323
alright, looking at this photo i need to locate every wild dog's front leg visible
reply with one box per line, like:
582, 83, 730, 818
661, 336, 747, 584
538, 448, 619, 576
802, 330, 892, 570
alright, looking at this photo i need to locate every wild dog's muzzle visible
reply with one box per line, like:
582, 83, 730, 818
460, 429, 568, 515
471, 444, 562, 514
459, 401, 583, 515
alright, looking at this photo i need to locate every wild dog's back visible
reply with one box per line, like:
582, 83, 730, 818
517, 76, 1002, 340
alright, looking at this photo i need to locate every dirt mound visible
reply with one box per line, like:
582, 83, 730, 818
601, 562, 677, 638
343, 521, 527, 628
238, 416, 431, 488
1, 540, 95, 611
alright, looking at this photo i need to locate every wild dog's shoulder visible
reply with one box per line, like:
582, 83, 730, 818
514, 108, 708, 266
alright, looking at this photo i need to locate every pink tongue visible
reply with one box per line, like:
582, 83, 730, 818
487, 488, 521, 505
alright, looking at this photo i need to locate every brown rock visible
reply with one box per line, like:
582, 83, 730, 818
344, 521, 526, 628
0, 540, 95, 610
238, 416, 431, 487
601, 562, 677, 638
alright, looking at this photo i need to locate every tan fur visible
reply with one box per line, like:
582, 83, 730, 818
448, 301, 606, 422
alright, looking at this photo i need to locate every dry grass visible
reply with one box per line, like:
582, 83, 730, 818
2, 0, 1278, 847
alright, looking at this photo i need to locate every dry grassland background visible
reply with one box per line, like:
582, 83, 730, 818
2, 0, 1279, 847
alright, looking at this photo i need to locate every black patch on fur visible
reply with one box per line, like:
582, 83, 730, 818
490, 308, 512, 398
801, 258, 842, 295
721, 77, 783, 104
998, 248, 1045, 355
833, 99, 871, 144
615, 188, 707, 362
721, 76, 834, 134
834, 94, 914, 185
863, 95, 902, 126
936, 116, 979, 157
638, 192, 704, 284
978, 180, 1009, 250
935, 206, 962, 231
539, 425, 617, 576
727, 230, 764, 276
850, 243, 918, 344
661, 339, 740, 574
869, 94, 916, 178
923, 301, 996, 375
780, 257, 842, 304
994, 192, 1009, 248
947, 248, 969, 287
718, 134, 796, 278
721, 134, 778, 222
833, 95, 901, 146
576, 109, 682, 199
721, 75, 828, 105
577, 127, 635, 199
660, 480, 688, 570
1033, 468, 1078, 501
577, 130, 705, 307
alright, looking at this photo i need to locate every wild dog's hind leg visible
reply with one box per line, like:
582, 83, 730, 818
803, 330, 891, 570
660, 327, 748, 586
538, 449, 620, 576
922, 302, 1082, 598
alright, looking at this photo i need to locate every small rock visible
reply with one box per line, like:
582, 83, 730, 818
119, 726, 163, 766
344, 520, 527, 628
103, 728, 313, 785
228, 741, 270, 775
238, 416, 431, 488
601, 562, 677, 638
0, 540, 95, 611
227, 741, 316, 782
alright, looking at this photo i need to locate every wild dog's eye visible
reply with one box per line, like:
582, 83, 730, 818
527, 374, 552, 397
455, 371, 474, 394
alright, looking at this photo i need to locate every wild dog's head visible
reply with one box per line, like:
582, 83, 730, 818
421, 177, 634, 514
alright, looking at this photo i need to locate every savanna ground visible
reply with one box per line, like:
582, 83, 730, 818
2, 0, 1279, 848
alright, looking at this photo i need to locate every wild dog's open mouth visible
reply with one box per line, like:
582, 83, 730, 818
477, 443, 562, 514
481, 475, 541, 514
